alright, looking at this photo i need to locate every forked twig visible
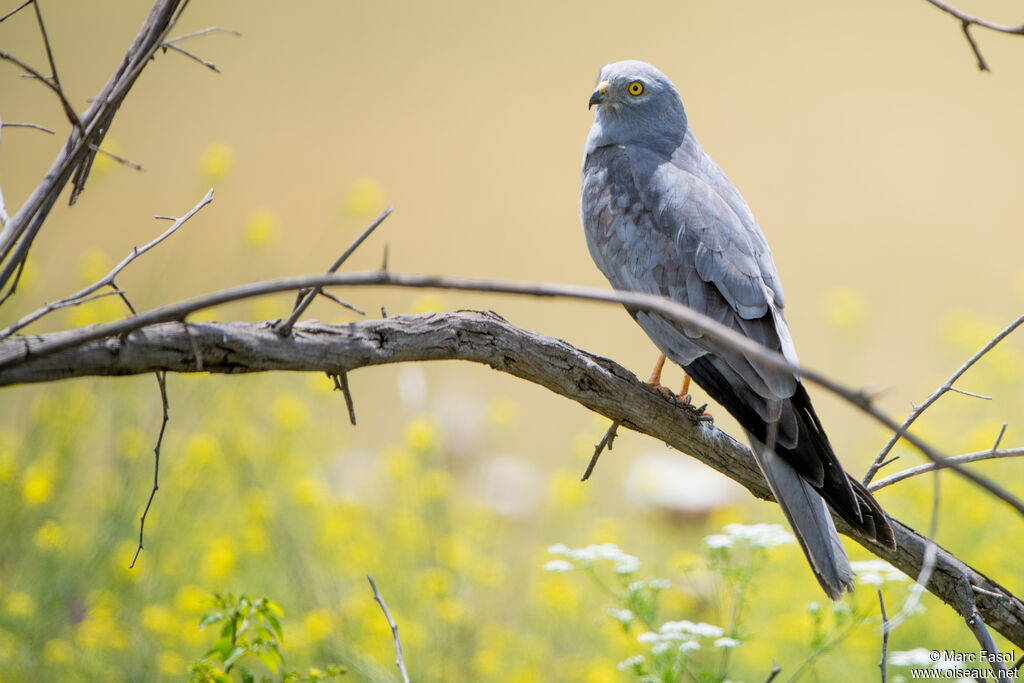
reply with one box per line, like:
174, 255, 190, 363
0, 188, 213, 338
863, 313, 1024, 484
275, 206, 392, 336
869, 446, 1023, 491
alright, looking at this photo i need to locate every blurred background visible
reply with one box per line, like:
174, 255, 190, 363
1, 0, 1023, 680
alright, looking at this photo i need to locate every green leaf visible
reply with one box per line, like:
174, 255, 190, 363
256, 648, 280, 675
199, 612, 224, 630
223, 646, 247, 670
265, 611, 283, 640
239, 666, 255, 683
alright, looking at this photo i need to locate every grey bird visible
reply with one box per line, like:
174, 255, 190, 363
581, 60, 895, 599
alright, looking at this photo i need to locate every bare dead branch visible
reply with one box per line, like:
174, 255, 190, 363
366, 575, 411, 683
864, 313, 1024, 484
1, 189, 212, 338
275, 207, 393, 337
129, 370, 169, 568
2, 311, 1022, 647
1, 268, 1018, 517
921, 0, 1024, 71
869, 447, 1024, 491
762, 660, 781, 683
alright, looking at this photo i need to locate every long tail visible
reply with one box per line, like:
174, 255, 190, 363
749, 435, 854, 600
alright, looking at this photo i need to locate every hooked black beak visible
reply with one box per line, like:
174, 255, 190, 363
588, 80, 610, 109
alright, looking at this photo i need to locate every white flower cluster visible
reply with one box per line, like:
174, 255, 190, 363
850, 560, 908, 586
703, 523, 796, 550
635, 619, 736, 654
545, 542, 642, 575
617, 655, 644, 671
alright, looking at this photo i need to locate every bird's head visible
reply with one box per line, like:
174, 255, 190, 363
586, 60, 688, 152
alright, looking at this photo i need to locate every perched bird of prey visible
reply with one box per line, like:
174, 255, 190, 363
581, 60, 895, 599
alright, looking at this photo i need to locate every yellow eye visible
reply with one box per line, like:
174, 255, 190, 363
628, 81, 644, 96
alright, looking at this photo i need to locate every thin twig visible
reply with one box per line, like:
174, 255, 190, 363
878, 590, 889, 683
946, 385, 990, 400
0, 188, 213, 338
366, 575, 411, 683
0, 47, 80, 130
89, 144, 145, 172
316, 290, 365, 316
6, 269, 1021, 517
763, 660, 781, 683
275, 207, 393, 336
921, 0, 1024, 71
581, 418, 621, 481
31, 0, 83, 132
0, 0, 31, 23
164, 26, 241, 44
863, 313, 1024, 484
160, 42, 220, 73
869, 447, 1024, 491
0, 121, 55, 134
991, 423, 1007, 451
129, 370, 168, 568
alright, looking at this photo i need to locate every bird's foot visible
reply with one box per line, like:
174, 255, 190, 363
689, 402, 714, 423
647, 380, 677, 402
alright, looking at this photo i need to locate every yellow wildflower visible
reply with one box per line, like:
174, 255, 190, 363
158, 650, 185, 675
142, 604, 177, 636
33, 520, 67, 551
22, 464, 54, 505
3, 592, 34, 618
302, 609, 332, 642
821, 286, 867, 330
200, 142, 233, 180
201, 537, 237, 582
344, 177, 384, 216
410, 294, 446, 315
174, 585, 209, 614
78, 248, 111, 284
291, 476, 327, 506
0, 450, 15, 483
243, 208, 278, 248
404, 417, 436, 451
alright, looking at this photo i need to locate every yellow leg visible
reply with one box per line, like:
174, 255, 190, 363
647, 354, 667, 386
680, 373, 691, 402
